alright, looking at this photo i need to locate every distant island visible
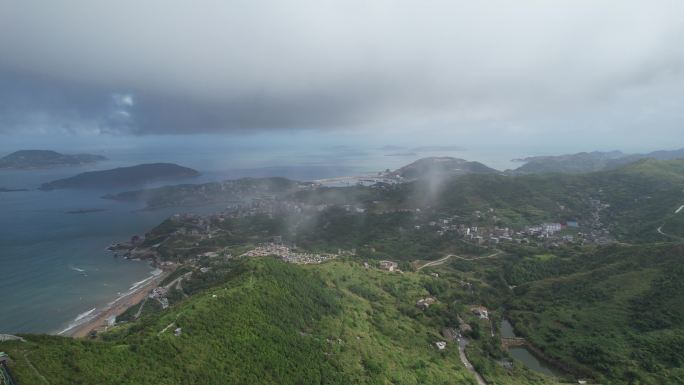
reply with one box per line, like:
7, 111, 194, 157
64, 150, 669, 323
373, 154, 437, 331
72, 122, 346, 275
39, 163, 200, 190
65, 208, 108, 214
0, 150, 107, 169
0, 187, 29, 192
510, 148, 684, 174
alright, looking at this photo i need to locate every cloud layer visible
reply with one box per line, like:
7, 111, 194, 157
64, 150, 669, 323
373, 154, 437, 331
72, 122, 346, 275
1, 0, 684, 139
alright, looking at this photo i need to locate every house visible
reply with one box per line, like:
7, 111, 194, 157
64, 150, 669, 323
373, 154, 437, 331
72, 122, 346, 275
379, 260, 398, 272
543, 223, 562, 233
471, 305, 489, 320
435, 341, 447, 350
174, 327, 182, 337
416, 297, 437, 310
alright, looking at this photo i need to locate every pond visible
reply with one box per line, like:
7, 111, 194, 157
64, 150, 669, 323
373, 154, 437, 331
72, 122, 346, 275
501, 320, 564, 377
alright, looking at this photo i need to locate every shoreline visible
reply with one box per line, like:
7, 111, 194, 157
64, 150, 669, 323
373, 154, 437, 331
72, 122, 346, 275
59, 267, 170, 338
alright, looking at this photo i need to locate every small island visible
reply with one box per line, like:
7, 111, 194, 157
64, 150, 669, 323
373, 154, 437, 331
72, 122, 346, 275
65, 208, 108, 214
40, 163, 201, 190
0, 150, 107, 169
0, 187, 29, 192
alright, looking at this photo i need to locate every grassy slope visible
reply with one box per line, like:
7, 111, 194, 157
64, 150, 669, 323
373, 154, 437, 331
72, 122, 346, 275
1, 258, 481, 385
506, 244, 684, 384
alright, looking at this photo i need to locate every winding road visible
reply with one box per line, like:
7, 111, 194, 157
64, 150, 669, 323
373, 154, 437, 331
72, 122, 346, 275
458, 338, 488, 385
418, 251, 502, 270
656, 201, 684, 241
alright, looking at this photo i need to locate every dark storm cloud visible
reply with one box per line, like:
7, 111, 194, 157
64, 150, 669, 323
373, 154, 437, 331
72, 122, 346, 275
1, 0, 684, 138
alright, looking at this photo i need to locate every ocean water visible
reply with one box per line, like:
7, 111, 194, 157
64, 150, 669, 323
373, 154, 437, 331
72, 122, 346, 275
0, 138, 523, 334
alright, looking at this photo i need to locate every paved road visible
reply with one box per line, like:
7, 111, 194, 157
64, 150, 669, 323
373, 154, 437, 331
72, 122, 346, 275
418, 251, 502, 270
458, 338, 488, 385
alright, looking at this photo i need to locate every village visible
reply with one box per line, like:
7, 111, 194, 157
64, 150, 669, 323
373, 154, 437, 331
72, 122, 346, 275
241, 242, 348, 264
415, 196, 614, 249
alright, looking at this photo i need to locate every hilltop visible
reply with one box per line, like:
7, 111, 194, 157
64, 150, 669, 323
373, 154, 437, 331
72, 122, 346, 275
0, 150, 107, 169
39, 163, 200, 190
393, 157, 499, 180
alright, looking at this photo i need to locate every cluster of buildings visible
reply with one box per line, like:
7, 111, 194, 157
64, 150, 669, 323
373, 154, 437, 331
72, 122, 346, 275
416, 208, 615, 248
149, 287, 169, 309
241, 242, 342, 264
378, 260, 399, 272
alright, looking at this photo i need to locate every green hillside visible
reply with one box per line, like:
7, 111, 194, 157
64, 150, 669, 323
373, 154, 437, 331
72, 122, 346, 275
3, 157, 684, 385
0, 258, 487, 385
504, 243, 684, 384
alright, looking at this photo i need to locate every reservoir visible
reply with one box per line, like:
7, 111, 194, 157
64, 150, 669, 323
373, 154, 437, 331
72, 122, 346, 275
501, 320, 564, 377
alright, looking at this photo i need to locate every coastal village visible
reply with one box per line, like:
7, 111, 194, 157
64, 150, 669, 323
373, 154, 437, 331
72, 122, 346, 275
89, 183, 611, 385
109, 189, 613, 267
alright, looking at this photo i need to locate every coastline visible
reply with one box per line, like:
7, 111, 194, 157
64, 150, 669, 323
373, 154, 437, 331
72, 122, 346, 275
59, 267, 170, 338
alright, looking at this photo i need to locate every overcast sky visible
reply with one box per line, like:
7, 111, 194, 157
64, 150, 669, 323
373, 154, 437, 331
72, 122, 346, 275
1, 0, 683, 152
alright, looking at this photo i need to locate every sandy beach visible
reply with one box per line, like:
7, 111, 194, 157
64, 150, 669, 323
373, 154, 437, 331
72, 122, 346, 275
65, 270, 169, 338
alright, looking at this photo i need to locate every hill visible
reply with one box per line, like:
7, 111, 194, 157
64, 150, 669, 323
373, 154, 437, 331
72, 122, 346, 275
39, 163, 200, 190
393, 157, 499, 180
0, 258, 493, 385
503, 243, 684, 384
0, 150, 106, 169
511, 148, 684, 174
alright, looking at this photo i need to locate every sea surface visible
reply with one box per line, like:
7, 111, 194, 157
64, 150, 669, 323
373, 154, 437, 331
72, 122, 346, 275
0, 138, 523, 334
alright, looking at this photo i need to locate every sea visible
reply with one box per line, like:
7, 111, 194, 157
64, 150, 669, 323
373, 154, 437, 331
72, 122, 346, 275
0, 135, 524, 334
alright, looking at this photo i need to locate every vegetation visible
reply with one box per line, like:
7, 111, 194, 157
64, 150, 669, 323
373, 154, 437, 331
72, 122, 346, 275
3, 157, 684, 384
1, 259, 482, 385
505, 243, 684, 384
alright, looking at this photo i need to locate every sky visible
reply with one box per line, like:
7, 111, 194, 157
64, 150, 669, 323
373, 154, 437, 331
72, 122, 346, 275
1, 0, 684, 156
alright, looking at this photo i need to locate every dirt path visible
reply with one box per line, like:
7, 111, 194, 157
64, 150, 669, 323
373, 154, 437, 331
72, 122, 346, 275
23, 352, 50, 385
157, 312, 184, 337
134, 297, 149, 320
